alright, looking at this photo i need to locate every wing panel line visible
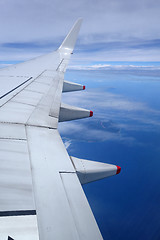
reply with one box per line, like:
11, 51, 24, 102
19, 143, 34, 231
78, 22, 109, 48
0, 77, 32, 99
0, 210, 36, 217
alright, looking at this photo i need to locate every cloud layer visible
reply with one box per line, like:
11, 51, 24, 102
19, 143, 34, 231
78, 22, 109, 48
1, 0, 160, 61
59, 81, 160, 151
68, 63, 160, 71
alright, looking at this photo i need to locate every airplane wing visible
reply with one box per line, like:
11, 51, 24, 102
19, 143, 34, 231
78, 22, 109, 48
0, 19, 121, 240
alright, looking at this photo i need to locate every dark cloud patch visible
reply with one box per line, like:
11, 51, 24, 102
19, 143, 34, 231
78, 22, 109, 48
135, 39, 160, 49
2, 41, 59, 50
76, 38, 160, 53
2, 37, 160, 56
2, 42, 41, 49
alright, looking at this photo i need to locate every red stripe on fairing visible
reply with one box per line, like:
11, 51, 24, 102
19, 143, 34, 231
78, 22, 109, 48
90, 111, 93, 117
116, 166, 121, 174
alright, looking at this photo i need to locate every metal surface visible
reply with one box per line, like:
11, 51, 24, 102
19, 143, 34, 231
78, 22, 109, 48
0, 216, 39, 240
63, 80, 84, 92
71, 157, 118, 184
59, 102, 91, 122
0, 124, 35, 212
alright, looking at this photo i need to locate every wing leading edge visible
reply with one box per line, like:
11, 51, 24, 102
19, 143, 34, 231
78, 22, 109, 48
0, 19, 121, 240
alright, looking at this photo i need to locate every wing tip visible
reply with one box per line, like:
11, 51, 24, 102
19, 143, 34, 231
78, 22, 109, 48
58, 18, 83, 53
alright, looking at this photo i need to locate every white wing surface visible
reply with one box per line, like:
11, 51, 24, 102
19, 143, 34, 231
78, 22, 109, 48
0, 19, 121, 240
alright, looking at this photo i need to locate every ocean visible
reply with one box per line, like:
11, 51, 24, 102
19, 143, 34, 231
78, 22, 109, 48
59, 68, 160, 240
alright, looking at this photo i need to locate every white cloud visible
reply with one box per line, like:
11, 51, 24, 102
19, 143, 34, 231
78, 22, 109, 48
63, 139, 72, 150
62, 90, 160, 114
60, 88, 160, 139
58, 88, 159, 152
58, 120, 135, 145
68, 64, 160, 71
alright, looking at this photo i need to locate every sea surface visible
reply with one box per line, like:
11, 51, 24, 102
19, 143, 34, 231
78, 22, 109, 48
59, 68, 160, 240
